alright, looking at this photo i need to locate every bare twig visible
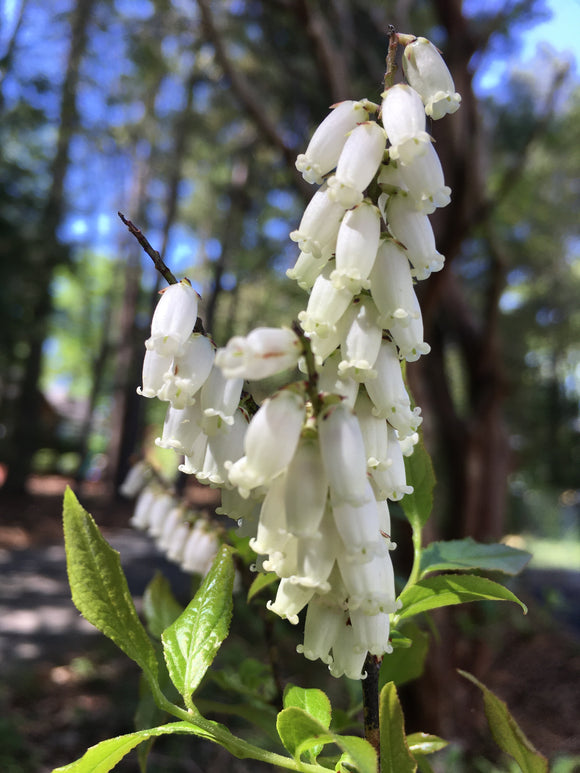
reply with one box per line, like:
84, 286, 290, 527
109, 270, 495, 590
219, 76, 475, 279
118, 211, 177, 285
362, 653, 382, 763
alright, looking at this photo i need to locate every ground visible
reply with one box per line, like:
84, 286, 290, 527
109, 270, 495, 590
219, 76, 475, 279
1, 477, 579, 772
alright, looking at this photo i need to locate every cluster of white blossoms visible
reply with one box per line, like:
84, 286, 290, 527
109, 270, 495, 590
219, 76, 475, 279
127, 34, 460, 679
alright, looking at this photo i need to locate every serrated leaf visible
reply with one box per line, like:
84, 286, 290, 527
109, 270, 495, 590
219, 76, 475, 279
420, 539, 531, 578
62, 487, 158, 686
397, 574, 527, 620
162, 545, 234, 706
406, 733, 448, 755
379, 623, 429, 688
277, 707, 377, 773
283, 685, 331, 728
459, 671, 548, 773
247, 571, 278, 601
51, 721, 215, 773
401, 436, 436, 531
143, 572, 185, 639
379, 682, 416, 773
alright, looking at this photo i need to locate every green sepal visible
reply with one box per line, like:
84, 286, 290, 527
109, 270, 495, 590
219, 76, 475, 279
397, 574, 527, 620
162, 545, 235, 708
459, 670, 548, 772
379, 682, 416, 773
62, 487, 158, 687
419, 538, 531, 578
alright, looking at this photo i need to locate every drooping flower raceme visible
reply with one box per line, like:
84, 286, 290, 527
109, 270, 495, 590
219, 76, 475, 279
128, 32, 459, 680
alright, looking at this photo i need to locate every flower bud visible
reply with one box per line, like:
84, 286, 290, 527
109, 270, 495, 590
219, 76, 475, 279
216, 327, 300, 380
145, 279, 199, 357
402, 37, 461, 119
381, 84, 431, 165
327, 122, 386, 208
295, 100, 369, 184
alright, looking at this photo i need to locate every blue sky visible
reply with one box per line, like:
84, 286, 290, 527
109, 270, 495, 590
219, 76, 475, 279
473, 0, 580, 91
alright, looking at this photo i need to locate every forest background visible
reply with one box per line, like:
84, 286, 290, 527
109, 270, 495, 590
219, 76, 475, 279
0, 0, 579, 770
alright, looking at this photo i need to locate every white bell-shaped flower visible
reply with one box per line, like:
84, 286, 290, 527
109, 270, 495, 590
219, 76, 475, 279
295, 100, 370, 184
130, 487, 157, 530
289, 184, 346, 259
291, 510, 339, 591
284, 436, 328, 537
350, 609, 393, 656
403, 37, 461, 119
338, 296, 383, 381
381, 84, 431, 165
228, 389, 305, 497
178, 431, 208, 477
370, 239, 419, 327
137, 349, 173, 399
396, 142, 451, 213
120, 460, 151, 498
326, 121, 386, 208
216, 327, 300, 381
376, 498, 394, 544
200, 366, 243, 435
338, 542, 397, 614
217, 485, 261, 523
286, 250, 327, 290
145, 279, 199, 358
298, 261, 354, 338
331, 485, 385, 563
156, 402, 203, 457
198, 408, 248, 486
318, 350, 360, 409
354, 389, 390, 471
364, 340, 422, 437
160, 333, 215, 408
266, 578, 316, 625
328, 623, 368, 679
331, 201, 381, 293
306, 304, 355, 365
147, 493, 176, 538
297, 597, 346, 665
318, 400, 369, 505
386, 194, 444, 279
181, 521, 219, 576
388, 309, 431, 362
249, 472, 289, 555
166, 521, 191, 563
157, 506, 183, 552
369, 424, 413, 501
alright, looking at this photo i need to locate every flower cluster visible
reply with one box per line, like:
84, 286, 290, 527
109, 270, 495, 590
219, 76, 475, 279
129, 33, 459, 679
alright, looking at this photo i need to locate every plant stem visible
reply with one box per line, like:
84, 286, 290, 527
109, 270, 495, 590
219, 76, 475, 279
118, 211, 178, 285
292, 320, 322, 415
362, 653, 381, 765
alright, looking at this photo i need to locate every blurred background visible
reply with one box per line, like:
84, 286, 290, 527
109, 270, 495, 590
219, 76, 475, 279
0, 0, 579, 771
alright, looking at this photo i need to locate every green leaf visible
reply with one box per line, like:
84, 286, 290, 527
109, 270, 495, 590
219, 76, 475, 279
283, 685, 332, 728
276, 707, 377, 773
401, 436, 436, 531
406, 733, 448, 755
162, 545, 235, 707
143, 572, 185, 639
247, 571, 278, 601
459, 671, 548, 773
397, 574, 527, 620
379, 623, 429, 688
379, 682, 416, 773
419, 539, 531, 578
62, 488, 158, 686
51, 721, 215, 773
